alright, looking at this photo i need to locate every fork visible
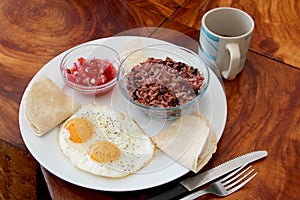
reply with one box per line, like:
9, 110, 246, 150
180, 165, 257, 200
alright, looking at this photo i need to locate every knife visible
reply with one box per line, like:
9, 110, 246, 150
148, 150, 268, 200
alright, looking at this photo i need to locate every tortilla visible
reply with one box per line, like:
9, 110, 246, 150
122, 38, 147, 73
24, 76, 81, 136
152, 111, 217, 173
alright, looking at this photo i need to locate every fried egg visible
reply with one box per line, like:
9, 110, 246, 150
58, 102, 155, 178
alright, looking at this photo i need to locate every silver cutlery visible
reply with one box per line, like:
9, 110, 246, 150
180, 165, 257, 200
149, 150, 267, 200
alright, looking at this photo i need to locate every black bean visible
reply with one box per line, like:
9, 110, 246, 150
157, 60, 167, 65
132, 90, 138, 100
136, 76, 143, 80
180, 62, 185, 68
159, 88, 167, 95
149, 71, 154, 76
170, 98, 179, 106
166, 62, 174, 68
176, 64, 183, 70
192, 68, 198, 74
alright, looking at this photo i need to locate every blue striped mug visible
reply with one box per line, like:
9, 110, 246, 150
199, 7, 254, 80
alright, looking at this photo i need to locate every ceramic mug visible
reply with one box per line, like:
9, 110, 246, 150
199, 7, 254, 80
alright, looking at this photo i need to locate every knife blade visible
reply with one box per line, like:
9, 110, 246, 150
148, 150, 267, 200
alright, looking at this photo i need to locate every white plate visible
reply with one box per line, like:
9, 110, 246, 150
19, 36, 227, 191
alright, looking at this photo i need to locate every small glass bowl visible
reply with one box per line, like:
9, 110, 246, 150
60, 44, 121, 96
117, 44, 210, 120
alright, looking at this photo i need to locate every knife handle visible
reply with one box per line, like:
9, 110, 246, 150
148, 184, 189, 200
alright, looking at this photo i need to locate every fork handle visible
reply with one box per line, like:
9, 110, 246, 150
180, 189, 210, 200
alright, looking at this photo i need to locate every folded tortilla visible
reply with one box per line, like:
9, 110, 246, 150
122, 38, 147, 73
152, 112, 217, 173
25, 76, 81, 136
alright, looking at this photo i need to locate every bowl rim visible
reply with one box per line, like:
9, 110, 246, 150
116, 43, 210, 111
60, 44, 121, 91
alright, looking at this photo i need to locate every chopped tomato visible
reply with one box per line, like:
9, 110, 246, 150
78, 57, 85, 65
65, 57, 116, 87
103, 65, 116, 81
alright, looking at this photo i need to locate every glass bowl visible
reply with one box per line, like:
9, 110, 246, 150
117, 44, 210, 120
60, 44, 121, 96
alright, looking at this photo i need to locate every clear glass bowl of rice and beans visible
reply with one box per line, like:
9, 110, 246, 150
117, 44, 210, 120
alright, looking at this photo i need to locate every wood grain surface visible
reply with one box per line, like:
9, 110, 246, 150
1, 0, 299, 199
171, 0, 300, 68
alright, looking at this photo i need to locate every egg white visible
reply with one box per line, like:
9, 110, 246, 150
58, 102, 155, 178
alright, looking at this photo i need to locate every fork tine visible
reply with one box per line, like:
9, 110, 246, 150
222, 165, 253, 186
227, 171, 257, 193
220, 164, 248, 182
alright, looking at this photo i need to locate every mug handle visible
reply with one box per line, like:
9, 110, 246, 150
222, 43, 240, 80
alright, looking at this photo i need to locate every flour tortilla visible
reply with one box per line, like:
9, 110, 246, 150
122, 38, 147, 73
25, 76, 81, 136
152, 112, 217, 173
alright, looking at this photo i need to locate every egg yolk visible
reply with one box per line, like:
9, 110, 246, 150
89, 141, 121, 163
65, 118, 94, 143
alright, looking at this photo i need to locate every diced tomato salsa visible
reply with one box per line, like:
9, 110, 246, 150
66, 57, 116, 87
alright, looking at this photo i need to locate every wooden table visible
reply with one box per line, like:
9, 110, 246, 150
1, 0, 299, 199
